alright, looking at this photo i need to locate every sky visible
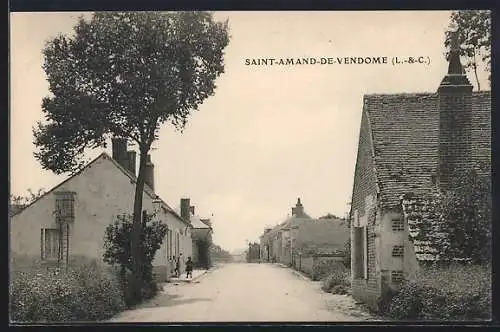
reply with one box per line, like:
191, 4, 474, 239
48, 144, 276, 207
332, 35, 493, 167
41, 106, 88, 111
10, 11, 490, 252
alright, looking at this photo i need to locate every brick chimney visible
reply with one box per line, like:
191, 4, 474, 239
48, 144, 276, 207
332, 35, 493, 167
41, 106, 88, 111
294, 197, 304, 217
180, 198, 190, 221
111, 137, 128, 169
144, 154, 155, 191
126, 151, 136, 176
437, 28, 473, 191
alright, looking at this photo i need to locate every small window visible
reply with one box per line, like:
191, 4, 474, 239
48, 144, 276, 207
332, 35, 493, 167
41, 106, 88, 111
392, 245, 404, 257
391, 270, 404, 284
392, 217, 404, 231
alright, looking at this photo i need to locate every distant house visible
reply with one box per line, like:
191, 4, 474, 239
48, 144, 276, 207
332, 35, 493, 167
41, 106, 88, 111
9, 138, 196, 281
349, 32, 491, 309
178, 198, 213, 269
260, 198, 349, 266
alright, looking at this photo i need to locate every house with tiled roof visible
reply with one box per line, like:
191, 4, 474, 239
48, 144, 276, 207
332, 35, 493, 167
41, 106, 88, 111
349, 30, 491, 309
259, 198, 349, 265
10, 138, 196, 282
177, 198, 214, 269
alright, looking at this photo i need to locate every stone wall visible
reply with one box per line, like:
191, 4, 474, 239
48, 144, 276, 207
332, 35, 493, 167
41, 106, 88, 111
350, 107, 381, 310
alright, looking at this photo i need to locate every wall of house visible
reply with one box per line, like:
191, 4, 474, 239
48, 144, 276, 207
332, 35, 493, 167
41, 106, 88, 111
471, 92, 491, 176
152, 207, 193, 281
10, 154, 192, 282
350, 108, 381, 309
378, 210, 411, 291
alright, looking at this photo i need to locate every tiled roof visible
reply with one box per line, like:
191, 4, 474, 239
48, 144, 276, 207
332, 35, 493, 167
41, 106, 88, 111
190, 215, 212, 229
365, 91, 491, 209
295, 218, 349, 252
365, 91, 490, 262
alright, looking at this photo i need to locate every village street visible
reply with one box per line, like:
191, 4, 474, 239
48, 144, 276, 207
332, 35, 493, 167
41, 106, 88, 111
109, 263, 375, 322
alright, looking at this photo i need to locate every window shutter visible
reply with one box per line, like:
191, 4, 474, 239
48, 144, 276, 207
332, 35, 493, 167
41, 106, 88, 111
363, 226, 368, 279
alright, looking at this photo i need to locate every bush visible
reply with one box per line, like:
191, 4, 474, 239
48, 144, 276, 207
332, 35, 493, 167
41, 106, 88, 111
9, 258, 125, 323
103, 212, 167, 307
321, 264, 350, 294
377, 283, 399, 317
312, 259, 345, 281
387, 263, 491, 320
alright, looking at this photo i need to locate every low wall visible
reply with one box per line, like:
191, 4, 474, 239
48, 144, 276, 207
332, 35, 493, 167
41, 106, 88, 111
293, 253, 345, 279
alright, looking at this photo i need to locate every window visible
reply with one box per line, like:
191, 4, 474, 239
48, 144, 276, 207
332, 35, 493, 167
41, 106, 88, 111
41, 228, 60, 261
175, 232, 181, 256
391, 270, 404, 284
55, 192, 75, 220
392, 245, 404, 257
353, 226, 368, 279
168, 230, 173, 258
392, 217, 404, 231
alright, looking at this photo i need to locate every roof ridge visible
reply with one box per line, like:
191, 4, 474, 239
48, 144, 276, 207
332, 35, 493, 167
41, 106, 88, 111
103, 153, 189, 226
12, 152, 188, 226
10, 152, 107, 217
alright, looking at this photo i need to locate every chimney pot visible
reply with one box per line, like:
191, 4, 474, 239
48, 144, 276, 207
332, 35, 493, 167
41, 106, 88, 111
112, 138, 128, 169
144, 154, 155, 191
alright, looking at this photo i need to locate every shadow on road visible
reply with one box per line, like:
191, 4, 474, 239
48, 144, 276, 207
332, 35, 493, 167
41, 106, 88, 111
136, 293, 213, 309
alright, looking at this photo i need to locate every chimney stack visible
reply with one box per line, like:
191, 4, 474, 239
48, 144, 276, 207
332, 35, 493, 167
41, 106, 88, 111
126, 151, 136, 176
111, 138, 128, 169
294, 197, 304, 217
180, 198, 191, 221
190, 206, 195, 216
437, 28, 473, 191
144, 154, 155, 191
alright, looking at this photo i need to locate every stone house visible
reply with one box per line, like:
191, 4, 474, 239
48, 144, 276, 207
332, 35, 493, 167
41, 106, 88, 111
260, 198, 349, 266
9, 138, 196, 281
179, 198, 214, 269
349, 31, 491, 309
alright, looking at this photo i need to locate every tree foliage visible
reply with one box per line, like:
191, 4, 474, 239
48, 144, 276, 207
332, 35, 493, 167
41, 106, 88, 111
423, 167, 491, 264
319, 213, 343, 220
445, 10, 491, 90
34, 11, 230, 302
10, 188, 46, 206
210, 243, 233, 262
34, 11, 229, 173
103, 212, 168, 305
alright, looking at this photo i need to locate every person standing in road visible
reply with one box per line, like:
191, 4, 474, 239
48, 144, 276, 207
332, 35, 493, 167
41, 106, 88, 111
175, 256, 181, 278
185, 256, 193, 279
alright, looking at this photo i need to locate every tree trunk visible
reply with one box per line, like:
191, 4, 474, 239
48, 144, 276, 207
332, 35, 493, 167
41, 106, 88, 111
130, 149, 148, 303
472, 51, 481, 91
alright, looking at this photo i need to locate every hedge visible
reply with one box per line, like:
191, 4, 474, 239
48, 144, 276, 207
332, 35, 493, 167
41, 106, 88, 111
386, 263, 491, 321
10, 257, 126, 323
321, 263, 351, 295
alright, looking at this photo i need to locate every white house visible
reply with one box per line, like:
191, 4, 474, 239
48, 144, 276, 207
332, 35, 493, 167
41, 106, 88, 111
9, 138, 194, 281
